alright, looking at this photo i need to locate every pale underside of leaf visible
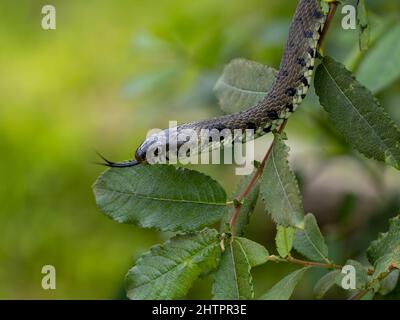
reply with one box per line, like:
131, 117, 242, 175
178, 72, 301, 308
366, 216, 400, 293
314, 270, 340, 299
356, 0, 370, 51
214, 58, 277, 114
293, 213, 330, 264
235, 237, 269, 268
379, 270, 400, 296
335, 259, 369, 291
357, 23, 400, 93
276, 225, 295, 258
259, 267, 310, 300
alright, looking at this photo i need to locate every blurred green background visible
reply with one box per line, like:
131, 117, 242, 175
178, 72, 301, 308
1, 0, 399, 299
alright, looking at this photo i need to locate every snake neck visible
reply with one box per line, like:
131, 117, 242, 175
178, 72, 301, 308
133, 0, 327, 161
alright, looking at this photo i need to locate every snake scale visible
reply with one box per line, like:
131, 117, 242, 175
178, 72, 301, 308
102, 0, 327, 167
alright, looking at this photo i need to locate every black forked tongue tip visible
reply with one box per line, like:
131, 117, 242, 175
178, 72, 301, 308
101, 160, 140, 168
95, 151, 140, 168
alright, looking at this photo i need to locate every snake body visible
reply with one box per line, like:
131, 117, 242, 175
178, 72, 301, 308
103, 0, 327, 167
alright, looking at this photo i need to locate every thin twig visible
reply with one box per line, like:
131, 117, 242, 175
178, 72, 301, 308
349, 289, 371, 301
349, 268, 393, 300
269, 254, 342, 270
286, 255, 342, 270
229, 121, 288, 235
318, 1, 339, 54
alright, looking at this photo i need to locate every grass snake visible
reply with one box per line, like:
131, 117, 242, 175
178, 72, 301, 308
101, 0, 327, 167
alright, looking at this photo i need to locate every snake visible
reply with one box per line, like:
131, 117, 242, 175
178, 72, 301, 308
100, 0, 327, 167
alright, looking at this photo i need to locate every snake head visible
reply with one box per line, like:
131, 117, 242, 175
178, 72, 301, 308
135, 128, 173, 163
134, 133, 162, 163
136, 127, 199, 163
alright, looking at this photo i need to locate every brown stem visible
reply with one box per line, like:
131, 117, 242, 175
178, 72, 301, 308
349, 289, 371, 301
229, 121, 288, 235
349, 268, 392, 300
286, 256, 342, 270
318, 1, 339, 53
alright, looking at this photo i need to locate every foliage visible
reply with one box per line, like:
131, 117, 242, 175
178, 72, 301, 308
92, 0, 400, 300
93, 165, 226, 231
356, 24, 400, 93
212, 237, 254, 300
214, 58, 276, 114
260, 134, 304, 228
293, 213, 330, 263
259, 267, 310, 300
315, 56, 400, 169
367, 216, 400, 289
275, 226, 294, 258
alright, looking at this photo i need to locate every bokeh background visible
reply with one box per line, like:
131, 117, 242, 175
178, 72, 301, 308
1, 0, 399, 299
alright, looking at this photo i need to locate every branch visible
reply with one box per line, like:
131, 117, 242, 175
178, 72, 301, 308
229, 121, 287, 235
286, 255, 342, 270
318, 1, 339, 54
269, 255, 342, 270
349, 268, 392, 300
349, 289, 371, 301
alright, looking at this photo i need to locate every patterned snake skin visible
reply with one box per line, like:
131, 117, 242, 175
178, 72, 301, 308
103, 0, 327, 166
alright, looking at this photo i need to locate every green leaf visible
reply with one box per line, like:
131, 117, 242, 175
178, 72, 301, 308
383, 281, 400, 299
260, 134, 304, 227
212, 238, 254, 300
367, 216, 400, 264
220, 172, 260, 236
259, 267, 310, 300
126, 228, 221, 300
275, 226, 295, 258
236, 237, 269, 267
314, 270, 340, 299
371, 254, 400, 287
315, 56, 400, 170
93, 165, 227, 232
379, 270, 399, 296
357, 23, 400, 93
357, 0, 370, 51
367, 216, 400, 291
293, 213, 330, 264
214, 58, 277, 114
336, 260, 369, 291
